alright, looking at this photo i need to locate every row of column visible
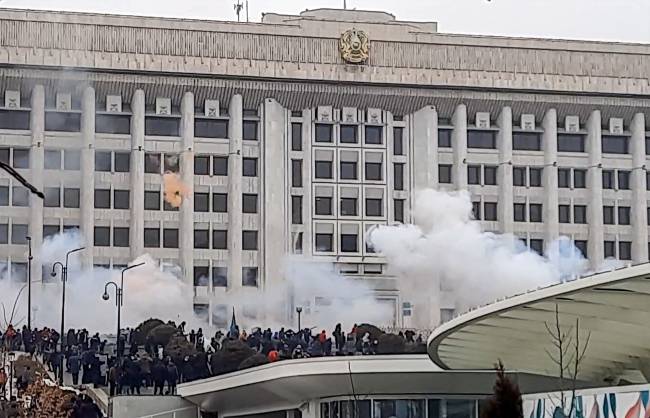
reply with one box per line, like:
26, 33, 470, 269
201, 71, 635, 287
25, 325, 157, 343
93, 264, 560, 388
410, 105, 649, 268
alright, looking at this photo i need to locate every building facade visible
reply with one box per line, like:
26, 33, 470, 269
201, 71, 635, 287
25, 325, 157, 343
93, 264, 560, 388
0, 7, 648, 326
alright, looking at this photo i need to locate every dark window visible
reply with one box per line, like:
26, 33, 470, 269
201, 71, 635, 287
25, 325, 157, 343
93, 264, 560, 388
574, 205, 587, 224
529, 168, 542, 187
603, 206, 615, 224
618, 206, 631, 225
194, 266, 209, 286
292, 196, 303, 224
0, 186, 7, 206
439, 164, 452, 184
144, 191, 160, 210
618, 170, 630, 190
193, 229, 209, 249
195, 193, 209, 212
95, 151, 112, 172
484, 202, 497, 221
163, 199, 178, 212
472, 201, 481, 219
315, 233, 333, 252
513, 167, 526, 186
340, 125, 358, 144
212, 230, 228, 250
574, 169, 586, 188
513, 132, 542, 151
45, 112, 81, 132
646, 136, 650, 155
394, 199, 404, 222
514, 203, 526, 222
602, 136, 629, 154
94, 226, 110, 246
243, 120, 258, 140
0, 148, 8, 165
604, 240, 616, 258
43, 225, 60, 239
315, 160, 333, 179
243, 194, 258, 213
12, 149, 29, 169
575, 240, 587, 257
213, 156, 228, 176
94, 189, 111, 209
602, 170, 615, 189
194, 119, 228, 138
145, 153, 161, 174
315, 124, 333, 142
341, 234, 358, 252
242, 231, 258, 250
114, 152, 130, 172
213, 193, 227, 212
0, 110, 30, 130
393, 127, 404, 155
365, 162, 382, 181
96, 114, 130, 134
315, 197, 332, 216
164, 154, 179, 172
113, 227, 129, 247
242, 267, 258, 287
163, 229, 179, 248
243, 158, 258, 177
438, 129, 452, 148
44, 187, 60, 208
64, 150, 81, 170
484, 166, 497, 185
529, 204, 543, 222
63, 188, 79, 208
529, 239, 544, 255
292, 160, 303, 187
394, 163, 404, 190
365, 126, 383, 144
558, 168, 570, 188
340, 161, 357, 180
648, 172, 650, 191
145, 117, 180, 136
194, 156, 210, 175
340, 198, 357, 216
468, 165, 481, 185
212, 267, 227, 287
11, 224, 28, 244
366, 198, 383, 216
467, 130, 496, 149
619, 241, 632, 260
291, 123, 303, 151
559, 205, 571, 223
12, 186, 29, 207
558, 134, 585, 152
44, 150, 61, 170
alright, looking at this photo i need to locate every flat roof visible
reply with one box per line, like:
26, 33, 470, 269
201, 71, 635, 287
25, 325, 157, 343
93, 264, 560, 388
428, 263, 650, 384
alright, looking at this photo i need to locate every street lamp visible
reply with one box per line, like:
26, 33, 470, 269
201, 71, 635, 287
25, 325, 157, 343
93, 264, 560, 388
102, 262, 146, 363
8, 351, 15, 399
51, 246, 84, 385
26, 236, 32, 330
296, 306, 303, 331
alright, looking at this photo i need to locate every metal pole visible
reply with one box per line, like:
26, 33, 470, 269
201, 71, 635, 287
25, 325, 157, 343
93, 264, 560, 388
8, 359, 13, 399
246, 0, 249, 22
59, 266, 66, 385
116, 287, 121, 365
26, 236, 32, 330
298, 311, 301, 331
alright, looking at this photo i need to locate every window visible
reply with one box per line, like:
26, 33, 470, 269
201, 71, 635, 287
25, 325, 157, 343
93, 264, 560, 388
574, 205, 587, 224
164, 154, 179, 172
529, 168, 542, 187
513, 132, 542, 151
0, 148, 8, 165
64, 150, 81, 170
340, 125, 358, 143
44, 187, 60, 208
94, 189, 111, 209
43, 225, 60, 239
195, 193, 209, 212
468, 165, 481, 185
513, 167, 526, 186
145, 117, 180, 136
213, 193, 227, 213
0, 110, 29, 130
212, 156, 228, 176
467, 130, 496, 149
602, 136, 629, 154
366, 198, 383, 216
530, 239, 544, 255
113, 190, 129, 209
212, 267, 227, 287
618, 170, 630, 190
341, 234, 358, 252
603, 206, 615, 224
484, 166, 497, 185
145, 153, 161, 174
44, 150, 61, 170
575, 240, 588, 258
12, 149, 29, 169
194, 156, 209, 175
212, 230, 228, 250
243, 120, 258, 140
394, 199, 405, 223
291, 196, 302, 224
144, 191, 160, 210
63, 188, 79, 208
113, 228, 129, 247
292, 160, 303, 187
439, 164, 452, 184
374, 400, 425, 418
315, 197, 332, 216
242, 231, 258, 250
315, 124, 332, 142
618, 206, 631, 225
484, 202, 497, 221
438, 129, 452, 148
12, 186, 29, 207
291, 123, 303, 151
365, 126, 383, 144
114, 152, 130, 172
94, 227, 110, 246
95, 151, 112, 172
193, 229, 209, 249
514, 203, 526, 222
602, 170, 615, 189
574, 169, 586, 188
242, 194, 258, 213
0, 186, 7, 206
529, 203, 543, 222
558, 168, 570, 188
194, 119, 228, 138
619, 241, 632, 260
393, 127, 404, 155
163, 229, 179, 248
559, 205, 571, 223
340, 161, 357, 180
604, 240, 616, 258
315, 160, 333, 179
11, 224, 28, 244
96, 114, 130, 134
45, 112, 81, 132
394, 163, 404, 190
194, 266, 209, 286
472, 201, 481, 219
558, 134, 585, 152
243, 158, 257, 177
340, 198, 357, 216
315, 233, 333, 252
365, 162, 382, 181
242, 267, 258, 287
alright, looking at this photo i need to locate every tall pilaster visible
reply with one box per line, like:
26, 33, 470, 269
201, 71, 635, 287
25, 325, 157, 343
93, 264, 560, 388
301, 108, 313, 256
180, 92, 195, 285
497, 107, 513, 234
543, 109, 559, 247
630, 113, 648, 263
227, 95, 243, 291
587, 110, 604, 267
130, 90, 145, 259
29, 85, 44, 281
80, 87, 95, 269
452, 104, 467, 190
411, 106, 438, 190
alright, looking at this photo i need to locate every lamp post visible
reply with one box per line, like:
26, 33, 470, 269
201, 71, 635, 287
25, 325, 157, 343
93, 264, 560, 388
102, 262, 146, 364
51, 246, 84, 385
26, 236, 32, 330
8, 351, 15, 400
296, 306, 303, 331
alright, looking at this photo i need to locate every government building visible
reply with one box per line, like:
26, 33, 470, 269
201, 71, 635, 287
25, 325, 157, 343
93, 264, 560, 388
0, 7, 648, 327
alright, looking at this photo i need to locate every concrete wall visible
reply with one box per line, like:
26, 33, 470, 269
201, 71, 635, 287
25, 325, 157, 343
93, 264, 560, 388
110, 396, 198, 418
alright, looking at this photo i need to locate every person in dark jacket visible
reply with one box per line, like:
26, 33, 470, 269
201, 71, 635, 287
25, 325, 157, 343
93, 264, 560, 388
151, 360, 166, 395
68, 350, 82, 385
165, 359, 179, 395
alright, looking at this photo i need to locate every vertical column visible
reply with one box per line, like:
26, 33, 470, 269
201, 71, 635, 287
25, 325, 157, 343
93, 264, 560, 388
80, 87, 95, 269
411, 106, 438, 190
497, 107, 513, 234
587, 110, 604, 267
630, 113, 648, 262
29, 85, 44, 281
452, 104, 467, 190
180, 92, 195, 285
301, 109, 313, 256
130, 90, 145, 259
227, 95, 243, 291
543, 109, 559, 247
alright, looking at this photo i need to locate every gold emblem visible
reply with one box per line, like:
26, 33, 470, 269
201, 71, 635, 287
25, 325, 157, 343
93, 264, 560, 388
339, 28, 369, 64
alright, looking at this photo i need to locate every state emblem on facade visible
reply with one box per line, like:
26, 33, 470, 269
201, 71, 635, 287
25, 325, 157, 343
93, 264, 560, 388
339, 28, 369, 64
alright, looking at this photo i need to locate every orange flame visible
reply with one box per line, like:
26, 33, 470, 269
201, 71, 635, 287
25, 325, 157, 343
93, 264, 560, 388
162, 172, 189, 208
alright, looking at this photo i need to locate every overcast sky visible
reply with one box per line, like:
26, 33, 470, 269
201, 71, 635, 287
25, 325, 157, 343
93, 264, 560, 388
0, 0, 648, 43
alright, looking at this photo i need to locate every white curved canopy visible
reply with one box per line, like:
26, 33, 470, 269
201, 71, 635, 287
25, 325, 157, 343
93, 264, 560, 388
428, 263, 650, 384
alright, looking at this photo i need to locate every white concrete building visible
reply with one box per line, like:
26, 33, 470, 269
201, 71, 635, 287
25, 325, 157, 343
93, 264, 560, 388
0, 7, 648, 326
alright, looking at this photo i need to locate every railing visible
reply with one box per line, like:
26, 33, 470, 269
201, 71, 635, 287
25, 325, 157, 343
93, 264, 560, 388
140, 406, 198, 418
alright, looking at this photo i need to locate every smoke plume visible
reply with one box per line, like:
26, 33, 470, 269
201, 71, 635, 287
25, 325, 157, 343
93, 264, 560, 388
162, 172, 189, 208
